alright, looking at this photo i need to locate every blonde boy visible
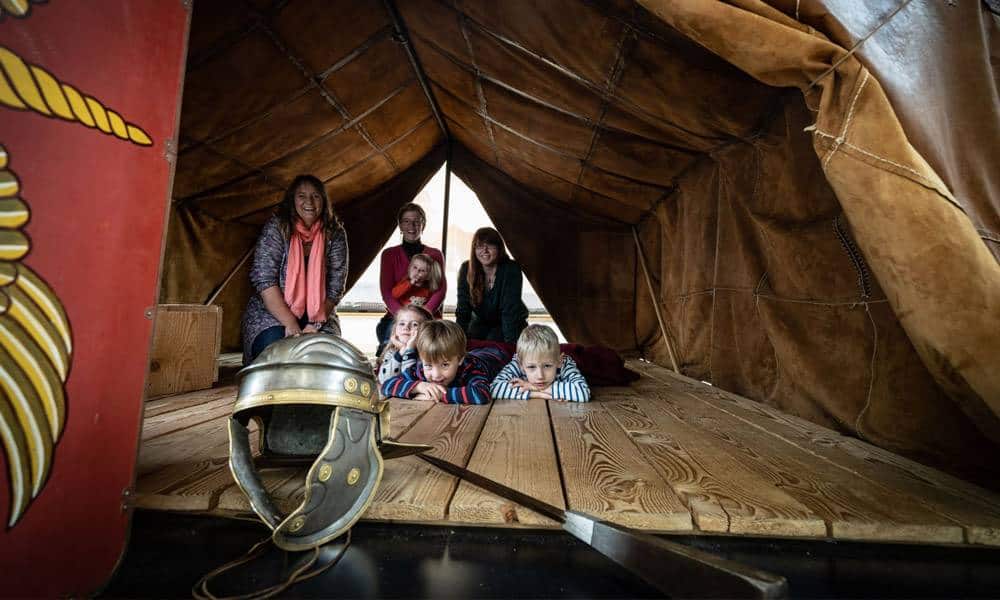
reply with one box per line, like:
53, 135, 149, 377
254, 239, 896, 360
380, 320, 509, 404
490, 324, 590, 402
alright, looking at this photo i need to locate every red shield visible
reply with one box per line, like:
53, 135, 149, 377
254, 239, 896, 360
0, 2, 189, 595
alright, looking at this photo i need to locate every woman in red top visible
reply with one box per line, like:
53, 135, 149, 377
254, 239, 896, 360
377, 203, 445, 353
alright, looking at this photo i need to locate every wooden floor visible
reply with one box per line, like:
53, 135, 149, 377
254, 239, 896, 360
135, 360, 1000, 546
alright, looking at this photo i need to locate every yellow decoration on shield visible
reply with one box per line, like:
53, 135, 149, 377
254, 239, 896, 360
0, 45, 153, 147
0, 144, 73, 528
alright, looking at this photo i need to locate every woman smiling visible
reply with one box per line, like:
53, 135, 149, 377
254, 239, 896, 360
240, 174, 348, 363
456, 227, 528, 344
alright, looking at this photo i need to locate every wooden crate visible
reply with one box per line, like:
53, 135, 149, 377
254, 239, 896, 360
146, 304, 222, 398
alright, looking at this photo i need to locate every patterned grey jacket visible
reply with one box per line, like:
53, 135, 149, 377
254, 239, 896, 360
241, 215, 348, 362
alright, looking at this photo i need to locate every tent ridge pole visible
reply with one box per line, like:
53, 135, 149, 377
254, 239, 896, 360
383, 0, 451, 141
631, 226, 681, 373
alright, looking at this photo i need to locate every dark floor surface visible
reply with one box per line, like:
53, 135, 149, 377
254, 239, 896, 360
101, 510, 1000, 598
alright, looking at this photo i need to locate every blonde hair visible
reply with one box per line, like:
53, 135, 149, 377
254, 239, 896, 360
376, 305, 433, 368
414, 320, 466, 363
517, 324, 560, 362
410, 253, 442, 292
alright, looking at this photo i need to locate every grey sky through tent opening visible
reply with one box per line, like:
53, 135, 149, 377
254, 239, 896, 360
342, 163, 553, 314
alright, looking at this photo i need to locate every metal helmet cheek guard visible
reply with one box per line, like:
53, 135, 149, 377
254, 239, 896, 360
228, 334, 427, 551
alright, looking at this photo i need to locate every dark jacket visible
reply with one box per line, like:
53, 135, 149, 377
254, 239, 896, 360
456, 259, 529, 344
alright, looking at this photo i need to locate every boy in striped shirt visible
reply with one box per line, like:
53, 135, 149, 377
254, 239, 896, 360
380, 319, 509, 404
490, 325, 591, 402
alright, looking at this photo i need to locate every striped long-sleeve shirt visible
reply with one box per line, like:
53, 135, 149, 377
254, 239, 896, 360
380, 346, 510, 404
490, 355, 591, 402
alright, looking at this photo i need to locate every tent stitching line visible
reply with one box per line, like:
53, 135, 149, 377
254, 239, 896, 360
804, 0, 914, 93
572, 23, 637, 203
175, 82, 415, 206
432, 0, 714, 144
185, 0, 295, 69
435, 80, 674, 201
456, 131, 642, 223
182, 26, 395, 155
252, 6, 401, 173
410, 30, 703, 157
672, 287, 889, 307
821, 69, 869, 170
459, 14, 501, 167
812, 129, 942, 190
174, 142, 288, 204
452, 143, 631, 227
228, 116, 436, 223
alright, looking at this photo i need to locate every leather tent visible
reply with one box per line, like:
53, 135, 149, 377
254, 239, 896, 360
161, 0, 1000, 486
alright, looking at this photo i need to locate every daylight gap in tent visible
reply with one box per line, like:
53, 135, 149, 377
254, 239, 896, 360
339, 162, 565, 355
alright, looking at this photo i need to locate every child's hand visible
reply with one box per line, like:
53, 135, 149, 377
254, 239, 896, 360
388, 332, 405, 350
415, 382, 447, 402
510, 378, 534, 391
302, 323, 322, 334
530, 390, 553, 400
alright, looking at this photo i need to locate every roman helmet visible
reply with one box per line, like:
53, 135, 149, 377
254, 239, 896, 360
228, 334, 428, 551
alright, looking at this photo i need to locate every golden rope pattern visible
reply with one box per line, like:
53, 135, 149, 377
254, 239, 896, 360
0, 0, 45, 19
0, 143, 73, 527
0, 45, 153, 146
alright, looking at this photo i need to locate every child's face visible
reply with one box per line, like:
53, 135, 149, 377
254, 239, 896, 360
421, 354, 462, 386
393, 311, 425, 344
520, 352, 560, 387
408, 260, 429, 286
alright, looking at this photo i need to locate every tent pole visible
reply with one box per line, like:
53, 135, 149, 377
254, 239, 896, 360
442, 142, 452, 259
204, 244, 255, 306
631, 226, 681, 373
383, 0, 450, 140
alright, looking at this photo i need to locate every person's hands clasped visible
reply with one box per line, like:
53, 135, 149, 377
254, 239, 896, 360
413, 381, 447, 402
510, 378, 553, 400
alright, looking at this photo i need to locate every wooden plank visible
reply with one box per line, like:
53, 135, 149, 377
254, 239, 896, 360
449, 399, 563, 528
135, 462, 235, 512
549, 400, 693, 531
136, 458, 227, 496
146, 304, 222, 398
141, 388, 237, 441
385, 398, 436, 440
143, 385, 236, 418
604, 395, 826, 537
137, 417, 230, 476
216, 467, 304, 513
365, 403, 491, 522
626, 364, 964, 543
632, 360, 1000, 546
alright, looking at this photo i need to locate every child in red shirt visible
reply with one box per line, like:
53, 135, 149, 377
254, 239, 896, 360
391, 253, 442, 309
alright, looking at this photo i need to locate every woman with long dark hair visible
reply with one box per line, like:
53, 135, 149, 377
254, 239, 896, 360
456, 227, 528, 344
241, 174, 348, 363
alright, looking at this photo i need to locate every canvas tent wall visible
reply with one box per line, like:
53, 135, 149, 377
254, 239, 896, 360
161, 0, 1000, 486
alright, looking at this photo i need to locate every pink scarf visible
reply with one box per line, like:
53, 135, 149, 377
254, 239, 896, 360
284, 219, 326, 323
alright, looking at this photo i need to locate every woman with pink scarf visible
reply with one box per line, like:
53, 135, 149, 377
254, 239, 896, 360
241, 175, 348, 363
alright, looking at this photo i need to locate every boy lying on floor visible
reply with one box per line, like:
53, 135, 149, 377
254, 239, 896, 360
490, 324, 591, 402
380, 319, 509, 404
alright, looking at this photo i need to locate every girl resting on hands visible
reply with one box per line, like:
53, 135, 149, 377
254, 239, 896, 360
376, 304, 433, 384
